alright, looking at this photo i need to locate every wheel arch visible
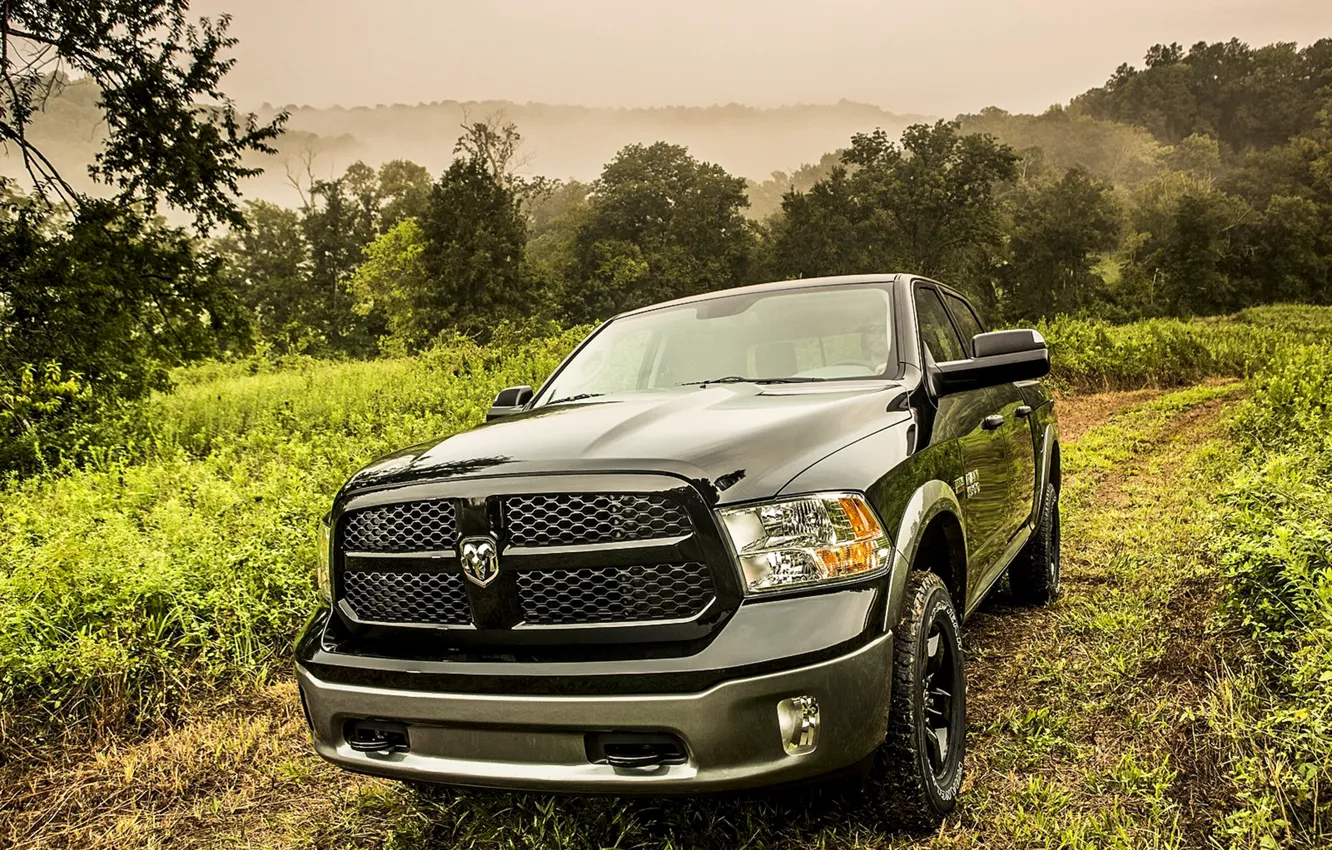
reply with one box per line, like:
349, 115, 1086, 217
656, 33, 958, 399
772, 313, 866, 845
884, 481, 969, 624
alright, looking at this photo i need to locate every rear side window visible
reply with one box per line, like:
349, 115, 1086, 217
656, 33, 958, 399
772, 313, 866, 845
914, 287, 966, 362
943, 293, 985, 357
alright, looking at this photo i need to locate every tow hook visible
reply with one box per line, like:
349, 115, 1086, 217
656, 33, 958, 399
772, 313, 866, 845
346, 719, 410, 753
586, 732, 688, 768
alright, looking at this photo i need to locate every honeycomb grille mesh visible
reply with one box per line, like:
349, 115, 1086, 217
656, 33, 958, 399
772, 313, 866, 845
505, 494, 690, 546
342, 500, 457, 553
517, 562, 714, 624
341, 570, 471, 624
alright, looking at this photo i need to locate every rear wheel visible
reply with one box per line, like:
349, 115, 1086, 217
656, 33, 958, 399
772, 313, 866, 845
869, 571, 965, 831
1010, 481, 1061, 606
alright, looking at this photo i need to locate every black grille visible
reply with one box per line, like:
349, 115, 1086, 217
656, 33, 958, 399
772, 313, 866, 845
505, 494, 690, 546
341, 570, 471, 624
342, 500, 458, 553
517, 562, 714, 624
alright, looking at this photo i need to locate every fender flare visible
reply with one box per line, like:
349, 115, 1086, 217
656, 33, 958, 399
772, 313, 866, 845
883, 480, 967, 629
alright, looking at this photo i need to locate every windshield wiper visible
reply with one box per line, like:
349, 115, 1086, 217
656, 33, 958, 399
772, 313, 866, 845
546, 392, 605, 405
679, 376, 829, 386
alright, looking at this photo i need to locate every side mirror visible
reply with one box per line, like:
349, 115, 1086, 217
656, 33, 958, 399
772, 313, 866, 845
934, 329, 1049, 395
486, 385, 533, 421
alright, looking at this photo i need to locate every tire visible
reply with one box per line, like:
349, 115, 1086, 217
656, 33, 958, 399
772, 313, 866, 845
1009, 481, 1061, 606
869, 570, 966, 832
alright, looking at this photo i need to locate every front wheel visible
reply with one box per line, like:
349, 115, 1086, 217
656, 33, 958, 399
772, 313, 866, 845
869, 571, 966, 831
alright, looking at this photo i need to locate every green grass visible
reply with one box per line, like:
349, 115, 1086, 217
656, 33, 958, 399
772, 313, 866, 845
1037, 304, 1332, 394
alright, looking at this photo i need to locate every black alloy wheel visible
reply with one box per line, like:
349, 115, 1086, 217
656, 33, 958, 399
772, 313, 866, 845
922, 613, 962, 779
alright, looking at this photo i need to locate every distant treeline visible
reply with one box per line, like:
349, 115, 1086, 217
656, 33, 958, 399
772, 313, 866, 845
216, 38, 1332, 361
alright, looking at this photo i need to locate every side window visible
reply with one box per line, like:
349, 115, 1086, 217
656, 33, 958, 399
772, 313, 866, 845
943, 293, 985, 357
914, 287, 966, 363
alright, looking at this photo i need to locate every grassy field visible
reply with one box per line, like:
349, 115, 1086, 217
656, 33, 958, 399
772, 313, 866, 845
2, 306, 1332, 848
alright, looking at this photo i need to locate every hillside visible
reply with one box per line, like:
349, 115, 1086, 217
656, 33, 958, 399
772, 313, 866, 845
10, 79, 928, 209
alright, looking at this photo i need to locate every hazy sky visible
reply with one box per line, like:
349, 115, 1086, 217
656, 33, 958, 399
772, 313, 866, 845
194, 0, 1332, 116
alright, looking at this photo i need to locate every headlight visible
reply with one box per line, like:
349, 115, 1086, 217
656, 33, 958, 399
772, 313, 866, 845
719, 493, 891, 594
316, 515, 332, 603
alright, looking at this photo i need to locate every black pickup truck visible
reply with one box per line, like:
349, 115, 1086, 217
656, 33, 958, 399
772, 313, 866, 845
297, 273, 1060, 828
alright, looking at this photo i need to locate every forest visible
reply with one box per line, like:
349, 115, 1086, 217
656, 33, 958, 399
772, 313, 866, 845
5, 27, 1332, 476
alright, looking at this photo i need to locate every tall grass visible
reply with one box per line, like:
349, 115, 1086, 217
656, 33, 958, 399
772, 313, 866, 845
0, 329, 584, 743
1209, 343, 1332, 848
1038, 304, 1332, 393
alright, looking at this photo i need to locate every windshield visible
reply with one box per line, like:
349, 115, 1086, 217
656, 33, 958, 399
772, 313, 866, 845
539, 285, 896, 404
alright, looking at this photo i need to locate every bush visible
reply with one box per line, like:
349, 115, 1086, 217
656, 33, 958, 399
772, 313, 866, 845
1036, 308, 1332, 393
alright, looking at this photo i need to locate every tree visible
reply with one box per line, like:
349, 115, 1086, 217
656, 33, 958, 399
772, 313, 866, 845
455, 111, 530, 190
215, 200, 311, 348
1003, 167, 1121, 319
298, 162, 383, 354
0, 3, 283, 229
565, 142, 753, 322
768, 122, 1018, 304
377, 159, 432, 228
1121, 174, 1250, 316
0, 199, 245, 469
1074, 39, 1332, 152
417, 157, 529, 342
348, 217, 431, 354
0, 3, 280, 472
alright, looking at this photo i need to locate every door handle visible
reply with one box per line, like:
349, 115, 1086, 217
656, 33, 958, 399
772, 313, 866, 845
982, 414, 1005, 430
1015, 405, 1033, 418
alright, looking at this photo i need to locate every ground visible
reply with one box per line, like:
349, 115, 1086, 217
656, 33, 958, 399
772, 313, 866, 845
2, 383, 1246, 850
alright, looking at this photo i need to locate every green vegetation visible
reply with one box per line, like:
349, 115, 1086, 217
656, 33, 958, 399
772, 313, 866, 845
1036, 305, 1332, 392
0, 329, 583, 741
1208, 344, 1332, 845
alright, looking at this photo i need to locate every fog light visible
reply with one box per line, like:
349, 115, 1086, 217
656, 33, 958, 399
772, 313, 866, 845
777, 695, 819, 755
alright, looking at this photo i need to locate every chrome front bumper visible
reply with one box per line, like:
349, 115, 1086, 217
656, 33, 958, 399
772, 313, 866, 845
297, 634, 892, 793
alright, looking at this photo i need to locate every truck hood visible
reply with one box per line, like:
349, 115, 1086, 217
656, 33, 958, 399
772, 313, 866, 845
342, 380, 912, 505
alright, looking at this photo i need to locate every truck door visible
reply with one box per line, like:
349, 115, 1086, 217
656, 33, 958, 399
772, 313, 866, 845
914, 286, 1010, 580
942, 291, 1038, 542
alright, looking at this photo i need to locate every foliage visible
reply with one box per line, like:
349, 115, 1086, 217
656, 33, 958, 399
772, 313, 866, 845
418, 157, 530, 342
348, 217, 431, 355
0, 327, 587, 741
1210, 343, 1332, 847
744, 150, 842, 221
0, 199, 247, 472
0, 4, 283, 229
958, 105, 1165, 187
1074, 39, 1332, 152
376, 159, 433, 228
214, 200, 310, 348
1003, 167, 1121, 320
1036, 306, 1332, 393
1117, 171, 1252, 317
768, 121, 1018, 308
564, 141, 753, 323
